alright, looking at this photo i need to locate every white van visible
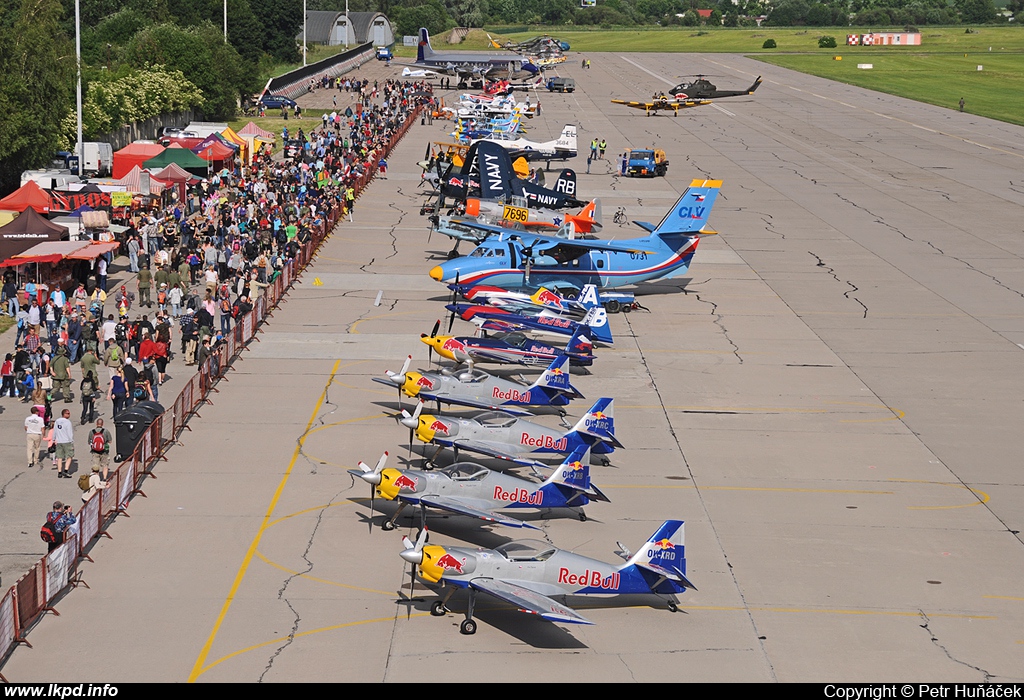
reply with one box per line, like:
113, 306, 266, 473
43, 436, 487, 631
73, 142, 114, 176
20, 170, 82, 190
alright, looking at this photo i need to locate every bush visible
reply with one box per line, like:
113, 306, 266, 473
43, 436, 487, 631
818, 35, 837, 48
762, 38, 777, 48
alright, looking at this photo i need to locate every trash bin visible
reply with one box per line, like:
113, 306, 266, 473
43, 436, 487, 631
133, 400, 165, 417
113, 407, 158, 462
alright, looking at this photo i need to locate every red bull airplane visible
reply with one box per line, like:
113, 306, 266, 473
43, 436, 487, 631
398, 397, 620, 468
373, 354, 583, 416
420, 323, 596, 368
348, 446, 607, 531
399, 520, 696, 634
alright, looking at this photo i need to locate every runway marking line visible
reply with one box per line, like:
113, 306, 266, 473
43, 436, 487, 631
188, 358, 342, 683
888, 479, 989, 509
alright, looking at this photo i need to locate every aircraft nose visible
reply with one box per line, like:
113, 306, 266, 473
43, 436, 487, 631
399, 548, 423, 565
400, 416, 418, 430
429, 266, 444, 281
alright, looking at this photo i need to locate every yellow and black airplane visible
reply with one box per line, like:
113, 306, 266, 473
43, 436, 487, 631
610, 94, 712, 117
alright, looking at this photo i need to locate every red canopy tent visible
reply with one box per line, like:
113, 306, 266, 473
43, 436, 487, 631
112, 142, 165, 179
0, 180, 53, 214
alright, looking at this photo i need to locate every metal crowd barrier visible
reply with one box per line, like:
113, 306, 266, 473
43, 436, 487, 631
0, 104, 423, 678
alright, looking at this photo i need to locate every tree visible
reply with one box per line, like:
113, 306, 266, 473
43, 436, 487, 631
955, 0, 997, 23
0, 0, 75, 193
766, 0, 809, 25
447, 0, 485, 26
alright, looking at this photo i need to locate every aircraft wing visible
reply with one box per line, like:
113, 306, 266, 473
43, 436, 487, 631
610, 100, 651, 110
469, 577, 594, 625
535, 240, 654, 260
419, 391, 535, 416
448, 439, 547, 468
417, 495, 542, 529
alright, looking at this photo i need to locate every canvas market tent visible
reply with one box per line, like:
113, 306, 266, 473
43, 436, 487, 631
0, 180, 53, 214
0, 207, 68, 264
112, 142, 165, 179
143, 145, 209, 177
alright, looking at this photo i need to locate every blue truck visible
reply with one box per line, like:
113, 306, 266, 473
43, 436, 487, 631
626, 148, 668, 177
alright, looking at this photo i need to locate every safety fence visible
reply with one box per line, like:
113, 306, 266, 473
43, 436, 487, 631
0, 104, 423, 680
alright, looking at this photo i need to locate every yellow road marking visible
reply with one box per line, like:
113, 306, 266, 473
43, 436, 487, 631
888, 479, 990, 510
188, 359, 342, 683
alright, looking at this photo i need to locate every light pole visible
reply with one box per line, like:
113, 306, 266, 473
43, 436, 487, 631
224, 0, 227, 42
345, 0, 349, 48
75, 0, 82, 177
303, 0, 307, 66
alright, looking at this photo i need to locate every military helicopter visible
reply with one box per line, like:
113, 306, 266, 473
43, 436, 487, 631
667, 74, 762, 100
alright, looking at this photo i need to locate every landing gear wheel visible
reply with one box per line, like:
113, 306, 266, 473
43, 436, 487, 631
578, 510, 588, 522
447, 249, 461, 260
460, 619, 477, 635
668, 601, 679, 613
622, 303, 632, 313
431, 601, 448, 617
605, 300, 621, 314
600, 457, 611, 466
381, 520, 396, 531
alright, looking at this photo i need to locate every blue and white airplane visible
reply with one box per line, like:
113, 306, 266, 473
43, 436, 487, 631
413, 28, 540, 82
427, 178, 722, 293
399, 519, 696, 634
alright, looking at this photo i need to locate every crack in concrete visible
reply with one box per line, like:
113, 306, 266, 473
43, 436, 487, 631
0, 471, 24, 502
623, 312, 773, 680
809, 251, 868, 319
384, 202, 406, 261
917, 611, 993, 681
833, 193, 914, 243
684, 289, 743, 363
258, 378, 340, 681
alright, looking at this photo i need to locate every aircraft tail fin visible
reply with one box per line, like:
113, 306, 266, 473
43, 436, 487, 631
622, 520, 696, 592
555, 124, 577, 152
542, 446, 609, 502
565, 325, 593, 358
417, 28, 434, 62
553, 168, 577, 199
566, 198, 601, 233
748, 76, 763, 94
569, 397, 621, 447
652, 179, 722, 238
530, 355, 573, 393
487, 33, 502, 49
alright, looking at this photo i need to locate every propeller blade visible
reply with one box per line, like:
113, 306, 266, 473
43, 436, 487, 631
368, 484, 375, 533
430, 319, 441, 338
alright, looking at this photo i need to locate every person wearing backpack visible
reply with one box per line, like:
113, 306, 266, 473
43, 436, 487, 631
80, 464, 110, 503
88, 417, 112, 481
103, 340, 124, 385
80, 370, 99, 425
42, 501, 76, 552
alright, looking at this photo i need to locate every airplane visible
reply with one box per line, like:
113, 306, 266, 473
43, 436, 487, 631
372, 353, 584, 416
348, 445, 607, 531
668, 75, 762, 100
475, 123, 578, 164
610, 95, 712, 117
414, 28, 540, 82
401, 67, 442, 79
447, 302, 614, 346
398, 519, 696, 634
464, 196, 601, 234
420, 323, 596, 368
427, 178, 721, 293
397, 396, 621, 467
453, 282, 638, 316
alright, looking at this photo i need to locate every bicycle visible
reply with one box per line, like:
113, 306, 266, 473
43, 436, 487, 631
613, 207, 627, 225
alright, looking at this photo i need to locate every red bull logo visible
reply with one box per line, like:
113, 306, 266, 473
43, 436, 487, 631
429, 420, 450, 436
537, 317, 572, 329
441, 338, 465, 354
567, 461, 585, 472
394, 474, 418, 491
448, 177, 465, 188
492, 486, 543, 505
415, 376, 435, 389
520, 433, 568, 450
436, 553, 465, 574
557, 569, 620, 590
646, 538, 678, 560
549, 367, 564, 376
492, 387, 531, 403
591, 411, 607, 420
653, 538, 675, 550
534, 289, 562, 306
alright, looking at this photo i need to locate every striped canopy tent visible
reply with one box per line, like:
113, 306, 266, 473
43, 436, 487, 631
0, 180, 53, 214
151, 162, 203, 201
0, 240, 86, 268
238, 121, 275, 140
113, 165, 151, 194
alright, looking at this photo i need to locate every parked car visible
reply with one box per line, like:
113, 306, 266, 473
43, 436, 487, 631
283, 138, 305, 160
259, 93, 297, 109
546, 77, 575, 93
375, 46, 393, 61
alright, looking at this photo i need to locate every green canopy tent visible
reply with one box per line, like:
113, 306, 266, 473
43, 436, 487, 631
143, 145, 210, 177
